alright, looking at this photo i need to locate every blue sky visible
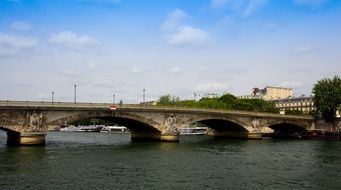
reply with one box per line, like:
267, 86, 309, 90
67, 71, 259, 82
1, 0, 341, 103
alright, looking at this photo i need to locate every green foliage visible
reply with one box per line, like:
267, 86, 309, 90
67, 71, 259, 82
231, 99, 279, 113
158, 93, 279, 113
158, 95, 180, 105
219, 93, 237, 104
312, 75, 341, 122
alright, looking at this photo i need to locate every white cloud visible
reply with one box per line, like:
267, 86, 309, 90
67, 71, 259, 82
87, 62, 96, 71
161, 10, 210, 48
194, 83, 229, 93
50, 31, 100, 49
0, 33, 38, 49
170, 66, 181, 75
59, 69, 80, 77
211, 0, 267, 16
295, 46, 313, 54
166, 26, 209, 47
0, 33, 38, 57
11, 21, 32, 31
243, 0, 267, 16
161, 9, 187, 31
131, 67, 142, 74
199, 66, 209, 72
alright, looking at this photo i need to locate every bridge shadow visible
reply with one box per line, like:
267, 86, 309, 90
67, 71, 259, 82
199, 119, 248, 132
267, 123, 307, 138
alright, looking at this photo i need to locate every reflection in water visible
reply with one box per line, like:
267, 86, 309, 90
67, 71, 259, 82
0, 131, 341, 189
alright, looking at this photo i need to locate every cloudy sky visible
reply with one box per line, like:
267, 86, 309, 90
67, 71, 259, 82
1, 0, 340, 103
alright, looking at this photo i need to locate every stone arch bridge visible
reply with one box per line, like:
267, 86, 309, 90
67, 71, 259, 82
0, 101, 316, 145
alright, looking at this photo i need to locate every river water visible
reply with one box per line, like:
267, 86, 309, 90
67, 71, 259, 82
0, 131, 340, 190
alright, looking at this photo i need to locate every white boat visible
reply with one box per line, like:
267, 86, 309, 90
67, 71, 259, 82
60, 125, 78, 132
178, 127, 208, 135
100, 126, 129, 133
76, 125, 103, 132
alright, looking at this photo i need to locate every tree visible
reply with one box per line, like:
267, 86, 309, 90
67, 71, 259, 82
158, 95, 180, 105
285, 109, 304, 116
312, 75, 341, 122
157, 93, 278, 113
219, 93, 237, 104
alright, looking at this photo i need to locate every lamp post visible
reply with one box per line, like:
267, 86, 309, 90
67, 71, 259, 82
74, 85, 77, 103
113, 94, 115, 105
52, 91, 54, 107
143, 88, 145, 105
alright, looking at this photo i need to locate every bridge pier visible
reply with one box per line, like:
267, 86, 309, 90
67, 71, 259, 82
131, 132, 179, 142
7, 132, 46, 145
160, 134, 179, 142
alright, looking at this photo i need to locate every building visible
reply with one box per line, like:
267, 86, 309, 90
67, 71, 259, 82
238, 86, 340, 116
238, 86, 293, 100
272, 96, 315, 113
237, 86, 315, 114
272, 96, 341, 117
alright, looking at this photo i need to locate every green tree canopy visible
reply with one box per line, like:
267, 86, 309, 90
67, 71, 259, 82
158, 95, 180, 105
218, 93, 237, 104
312, 75, 341, 122
158, 93, 279, 113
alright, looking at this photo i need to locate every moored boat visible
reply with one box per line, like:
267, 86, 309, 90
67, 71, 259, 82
60, 125, 78, 132
301, 130, 341, 140
76, 125, 103, 132
100, 126, 129, 133
178, 127, 208, 135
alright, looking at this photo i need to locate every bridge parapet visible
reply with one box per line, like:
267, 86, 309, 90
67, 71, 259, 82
0, 100, 314, 119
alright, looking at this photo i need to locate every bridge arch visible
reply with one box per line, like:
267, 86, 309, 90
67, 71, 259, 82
264, 120, 308, 135
0, 126, 18, 133
188, 116, 249, 132
0, 117, 23, 133
47, 112, 162, 133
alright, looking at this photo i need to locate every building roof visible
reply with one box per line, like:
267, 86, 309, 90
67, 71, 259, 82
265, 86, 292, 90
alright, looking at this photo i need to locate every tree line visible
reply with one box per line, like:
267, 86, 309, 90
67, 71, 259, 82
158, 93, 279, 113
158, 75, 341, 123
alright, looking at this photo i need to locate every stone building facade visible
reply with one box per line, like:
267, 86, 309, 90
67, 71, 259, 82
238, 86, 293, 100
271, 96, 315, 113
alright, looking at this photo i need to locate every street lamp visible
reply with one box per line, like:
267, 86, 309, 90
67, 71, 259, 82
74, 85, 77, 103
52, 91, 54, 107
143, 88, 145, 105
113, 94, 115, 105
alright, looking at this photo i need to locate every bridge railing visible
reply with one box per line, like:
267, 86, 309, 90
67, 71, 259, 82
0, 100, 112, 108
0, 100, 153, 109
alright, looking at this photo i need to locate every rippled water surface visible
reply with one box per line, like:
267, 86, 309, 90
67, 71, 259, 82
1, 131, 341, 190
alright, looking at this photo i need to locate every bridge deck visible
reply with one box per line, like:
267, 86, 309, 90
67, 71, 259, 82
0, 100, 314, 120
